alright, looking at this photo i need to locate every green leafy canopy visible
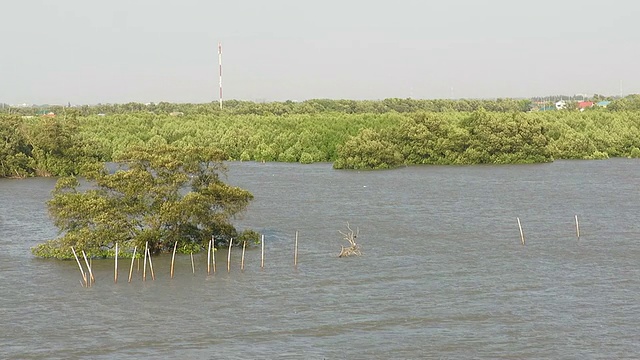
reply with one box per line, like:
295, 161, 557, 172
32, 144, 257, 259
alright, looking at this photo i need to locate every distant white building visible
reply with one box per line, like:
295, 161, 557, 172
555, 100, 567, 110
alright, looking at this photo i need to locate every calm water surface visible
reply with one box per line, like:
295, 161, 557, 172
1, 160, 640, 359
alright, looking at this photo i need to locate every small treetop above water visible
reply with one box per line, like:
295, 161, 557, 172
32, 144, 256, 259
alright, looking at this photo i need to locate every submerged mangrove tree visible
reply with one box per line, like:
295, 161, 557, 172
32, 144, 258, 259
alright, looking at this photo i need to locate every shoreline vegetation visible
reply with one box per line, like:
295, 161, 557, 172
3, 96, 640, 176
4, 96, 640, 259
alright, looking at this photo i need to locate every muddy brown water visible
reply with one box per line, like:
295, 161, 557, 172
1, 160, 639, 359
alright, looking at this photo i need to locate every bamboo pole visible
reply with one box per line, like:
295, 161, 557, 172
114, 243, 118, 284
147, 247, 155, 280
241, 241, 246, 271
143, 242, 148, 281
517, 217, 525, 246
261, 234, 265, 269
212, 238, 217, 273
128, 246, 137, 283
227, 239, 232, 273
190, 252, 195, 274
71, 247, 87, 287
170, 241, 177, 279
294, 230, 299, 267
575, 215, 580, 239
207, 239, 212, 274
82, 250, 94, 286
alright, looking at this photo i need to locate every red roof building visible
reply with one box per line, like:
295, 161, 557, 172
577, 101, 594, 110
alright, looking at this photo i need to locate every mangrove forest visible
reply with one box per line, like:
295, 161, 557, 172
3, 96, 640, 175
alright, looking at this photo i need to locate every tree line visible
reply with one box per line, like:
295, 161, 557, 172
3, 105, 640, 177
4, 95, 640, 117
0, 98, 532, 116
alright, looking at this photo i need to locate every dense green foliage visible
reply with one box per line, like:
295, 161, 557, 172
31, 145, 257, 259
0, 113, 103, 177
335, 110, 553, 169
3, 97, 640, 176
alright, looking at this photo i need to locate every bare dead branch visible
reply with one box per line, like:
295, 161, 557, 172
338, 222, 361, 257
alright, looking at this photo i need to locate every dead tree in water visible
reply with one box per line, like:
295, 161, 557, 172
338, 222, 361, 257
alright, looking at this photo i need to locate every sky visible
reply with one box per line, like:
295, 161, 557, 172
1, 0, 639, 104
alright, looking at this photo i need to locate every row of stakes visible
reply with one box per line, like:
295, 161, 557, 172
70, 215, 581, 287
71, 232, 300, 287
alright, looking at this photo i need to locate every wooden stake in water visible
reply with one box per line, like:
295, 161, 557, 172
261, 234, 265, 269
147, 246, 155, 280
517, 217, 525, 246
207, 239, 212, 274
82, 250, 95, 286
190, 252, 195, 274
114, 243, 118, 284
294, 231, 299, 267
128, 246, 137, 283
71, 247, 87, 287
241, 241, 246, 271
143, 242, 148, 281
170, 241, 177, 279
575, 215, 580, 239
212, 237, 217, 273
227, 239, 233, 273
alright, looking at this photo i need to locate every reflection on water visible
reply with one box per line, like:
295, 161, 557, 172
1, 159, 640, 359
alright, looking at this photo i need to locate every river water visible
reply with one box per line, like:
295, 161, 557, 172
1, 160, 639, 359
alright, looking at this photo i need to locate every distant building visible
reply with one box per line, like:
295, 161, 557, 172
596, 101, 611, 108
577, 101, 594, 111
555, 100, 566, 110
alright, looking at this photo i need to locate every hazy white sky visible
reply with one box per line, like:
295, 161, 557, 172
1, 0, 639, 104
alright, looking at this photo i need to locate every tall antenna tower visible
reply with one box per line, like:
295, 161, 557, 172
218, 42, 223, 110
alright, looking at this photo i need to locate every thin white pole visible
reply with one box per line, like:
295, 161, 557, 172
170, 241, 177, 279
82, 250, 94, 286
218, 42, 223, 110
128, 246, 137, 282
212, 236, 216, 273
147, 247, 155, 280
143, 242, 148, 281
114, 243, 118, 284
575, 215, 580, 239
71, 247, 87, 287
207, 239, 212, 274
241, 241, 246, 271
517, 217, 525, 246
227, 238, 232, 273
261, 234, 265, 269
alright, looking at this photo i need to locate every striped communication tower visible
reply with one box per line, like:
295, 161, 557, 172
218, 42, 223, 109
